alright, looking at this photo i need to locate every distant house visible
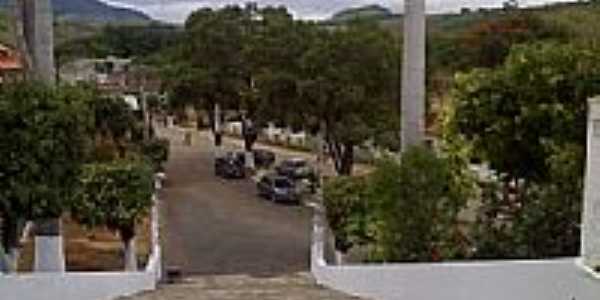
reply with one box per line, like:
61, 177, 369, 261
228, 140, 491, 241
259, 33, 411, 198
59, 56, 132, 92
0, 44, 24, 84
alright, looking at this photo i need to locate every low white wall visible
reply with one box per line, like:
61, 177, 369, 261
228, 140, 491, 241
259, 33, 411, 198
0, 272, 155, 300
310, 204, 600, 300
0, 194, 162, 300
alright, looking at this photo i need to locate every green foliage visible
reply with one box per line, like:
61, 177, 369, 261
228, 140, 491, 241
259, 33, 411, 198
472, 143, 583, 259
449, 42, 600, 182
298, 21, 400, 174
0, 83, 93, 220
73, 160, 154, 239
323, 176, 373, 252
367, 147, 467, 262
446, 42, 599, 258
323, 147, 470, 262
139, 138, 170, 171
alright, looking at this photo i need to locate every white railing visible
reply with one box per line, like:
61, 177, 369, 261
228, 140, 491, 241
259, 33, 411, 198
310, 203, 600, 300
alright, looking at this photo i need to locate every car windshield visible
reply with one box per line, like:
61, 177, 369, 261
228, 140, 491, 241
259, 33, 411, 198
274, 179, 293, 188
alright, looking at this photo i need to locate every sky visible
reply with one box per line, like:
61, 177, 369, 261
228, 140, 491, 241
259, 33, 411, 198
102, 0, 578, 23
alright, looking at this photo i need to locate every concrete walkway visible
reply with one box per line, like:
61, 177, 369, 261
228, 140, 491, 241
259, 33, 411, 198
120, 127, 363, 299
120, 272, 363, 300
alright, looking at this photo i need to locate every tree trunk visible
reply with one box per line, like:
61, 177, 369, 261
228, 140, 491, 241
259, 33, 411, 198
329, 140, 355, 176
338, 144, 354, 176
120, 227, 137, 272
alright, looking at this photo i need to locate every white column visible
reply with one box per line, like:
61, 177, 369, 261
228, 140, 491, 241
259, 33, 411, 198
34, 219, 65, 272
24, 0, 55, 84
582, 96, 600, 267
401, 0, 427, 150
124, 237, 138, 272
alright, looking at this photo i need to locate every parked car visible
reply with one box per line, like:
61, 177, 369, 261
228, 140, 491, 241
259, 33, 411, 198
215, 153, 245, 179
257, 174, 300, 204
253, 149, 276, 169
275, 158, 315, 181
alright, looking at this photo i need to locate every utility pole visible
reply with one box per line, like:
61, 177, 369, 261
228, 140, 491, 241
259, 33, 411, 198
401, 0, 426, 150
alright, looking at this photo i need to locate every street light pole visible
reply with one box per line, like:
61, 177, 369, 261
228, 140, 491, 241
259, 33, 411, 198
401, 0, 426, 150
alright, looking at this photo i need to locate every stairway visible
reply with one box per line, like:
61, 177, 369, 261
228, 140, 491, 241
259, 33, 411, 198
117, 272, 364, 300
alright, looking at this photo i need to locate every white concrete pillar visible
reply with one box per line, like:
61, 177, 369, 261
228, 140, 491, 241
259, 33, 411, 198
166, 116, 174, 128
24, 0, 55, 84
34, 219, 65, 272
245, 150, 255, 170
583, 96, 600, 267
124, 237, 138, 272
401, 0, 427, 150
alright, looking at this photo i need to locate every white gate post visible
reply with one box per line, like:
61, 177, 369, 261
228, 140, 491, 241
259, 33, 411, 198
582, 96, 600, 268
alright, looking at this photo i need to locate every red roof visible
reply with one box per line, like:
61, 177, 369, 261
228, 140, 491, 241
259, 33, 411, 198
0, 45, 23, 71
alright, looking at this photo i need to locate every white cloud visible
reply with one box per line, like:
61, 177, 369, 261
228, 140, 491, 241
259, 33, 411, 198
101, 0, 579, 23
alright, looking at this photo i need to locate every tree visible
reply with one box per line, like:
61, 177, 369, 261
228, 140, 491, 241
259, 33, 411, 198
299, 22, 400, 175
91, 95, 136, 160
0, 83, 93, 272
73, 160, 154, 271
367, 147, 468, 262
447, 42, 600, 258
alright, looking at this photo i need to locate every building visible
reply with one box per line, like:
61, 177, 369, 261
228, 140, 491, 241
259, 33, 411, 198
0, 44, 24, 84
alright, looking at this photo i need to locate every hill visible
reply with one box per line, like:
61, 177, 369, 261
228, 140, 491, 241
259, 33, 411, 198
330, 4, 396, 23
0, 0, 152, 23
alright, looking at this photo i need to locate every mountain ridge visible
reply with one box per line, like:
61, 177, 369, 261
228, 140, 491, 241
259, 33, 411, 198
0, 0, 152, 23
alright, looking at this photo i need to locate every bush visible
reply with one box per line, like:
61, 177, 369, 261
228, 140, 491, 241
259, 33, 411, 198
323, 176, 374, 252
140, 138, 170, 171
0, 83, 93, 220
73, 160, 154, 232
366, 146, 468, 262
471, 143, 583, 259
323, 146, 470, 262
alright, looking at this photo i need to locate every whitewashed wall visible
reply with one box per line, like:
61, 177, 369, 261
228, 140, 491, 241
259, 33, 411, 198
310, 204, 600, 300
0, 194, 162, 300
0, 271, 155, 300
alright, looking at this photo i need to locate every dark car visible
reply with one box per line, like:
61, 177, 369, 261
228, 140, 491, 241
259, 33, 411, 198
253, 149, 276, 169
275, 158, 315, 180
257, 175, 299, 204
215, 154, 245, 179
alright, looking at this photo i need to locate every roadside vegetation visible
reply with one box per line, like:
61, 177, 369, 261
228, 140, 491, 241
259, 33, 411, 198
0, 82, 169, 272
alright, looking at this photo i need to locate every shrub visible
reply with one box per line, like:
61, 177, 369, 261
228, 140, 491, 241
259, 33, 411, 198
323, 176, 374, 252
140, 138, 170, 171
367, 146, 468, 262
72, 160, 154, 270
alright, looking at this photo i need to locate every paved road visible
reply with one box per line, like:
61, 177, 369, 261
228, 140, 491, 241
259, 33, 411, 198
161, 129, 311, 276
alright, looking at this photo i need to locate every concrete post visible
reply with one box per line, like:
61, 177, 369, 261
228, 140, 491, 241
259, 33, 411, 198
582, 96, 600, 268
401, 0, 426, 150
24, 0, 55, 84
34, 219, 65, 272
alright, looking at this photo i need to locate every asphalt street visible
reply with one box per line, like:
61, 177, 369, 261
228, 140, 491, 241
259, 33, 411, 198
161, 129, 312, 276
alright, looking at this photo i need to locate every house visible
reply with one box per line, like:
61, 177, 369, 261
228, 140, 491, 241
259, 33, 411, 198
0, 44, 24, 84
59, 56, 132, 92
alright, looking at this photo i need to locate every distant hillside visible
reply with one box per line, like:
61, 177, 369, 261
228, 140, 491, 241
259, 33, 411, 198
0, 0, 152, 23
331, 4, 395, 23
